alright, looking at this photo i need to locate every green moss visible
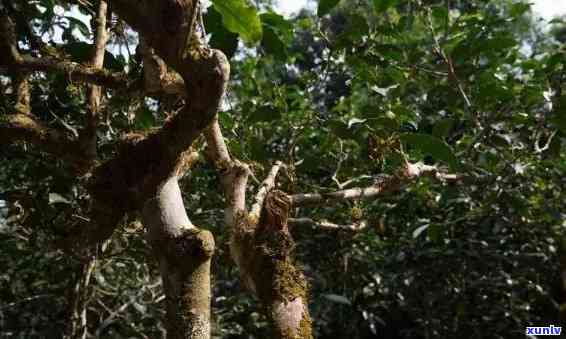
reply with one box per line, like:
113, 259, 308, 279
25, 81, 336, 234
298, 311, 313, 339
272, 259, 307, 302
163, 227, 214, 339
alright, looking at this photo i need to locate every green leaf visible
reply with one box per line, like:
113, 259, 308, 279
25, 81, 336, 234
552, 96, 566, 134
432, 118, 455, 139
205, 7, 239, 58
261, 12, 293, 34
347, 118, 366, 128
371, 117, 399, 132
337, 13, 369, 43
212, 0, 262, 44
431, 6, 448, 25
373, 44, 403, 62
262, 26, 287, 60
61, 41, 91, 61
135, 106, 156, 130
428, 224, 443, 243
372, 0, 398, 13
248, 104, 281, 123
328, 120, 356, 140
318, 0, 341, 17
444, 32, 467, 55
509, 2, 530, 18
400, 133, 460, 170
249, 135, 268, 161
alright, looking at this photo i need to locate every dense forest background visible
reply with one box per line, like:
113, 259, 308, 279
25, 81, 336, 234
1, 0, 565, 338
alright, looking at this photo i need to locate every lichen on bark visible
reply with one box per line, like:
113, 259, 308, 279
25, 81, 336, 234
230, 190, 313, 339
155, 228, 215, 339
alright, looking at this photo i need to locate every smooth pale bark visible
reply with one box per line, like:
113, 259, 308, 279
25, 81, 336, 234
142, 176, 214, 339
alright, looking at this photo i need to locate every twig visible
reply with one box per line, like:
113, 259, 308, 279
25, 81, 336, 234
535, 130, 557, 154
427, 10, 472, 110
250, 161, 285, 221
0, 294, 52, 310
331, 140, 346, 188
289, 218, 368, 232
49, 109, 79, 138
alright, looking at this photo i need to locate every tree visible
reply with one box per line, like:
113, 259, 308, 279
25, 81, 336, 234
1, 0, 564, 338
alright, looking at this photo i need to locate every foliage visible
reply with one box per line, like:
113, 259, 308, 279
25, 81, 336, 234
1, 0, 565, 338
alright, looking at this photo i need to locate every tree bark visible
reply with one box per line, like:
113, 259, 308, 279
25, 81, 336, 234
231, 190, 313, 339
205, 123, 313, 338
142, 176, 214, 339
2, 2, 226, 338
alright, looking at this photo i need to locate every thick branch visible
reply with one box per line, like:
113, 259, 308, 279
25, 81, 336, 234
204, 116, 232, 163
0, 113, 83, 162
143, 176, 194, 240
77, 0, 230, 247
2, 56, 129, 88
109, 0, 199, 72
139, 39, 186, 97
65, 6, 109, 334
0, 16, 127, 88
204, 117, 250, 227
233, 190, 313, 339
205, 117, 313, 338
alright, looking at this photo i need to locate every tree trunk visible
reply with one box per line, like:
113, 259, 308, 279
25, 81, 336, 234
142, 176, 214, 339
231, 190, 313, 339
